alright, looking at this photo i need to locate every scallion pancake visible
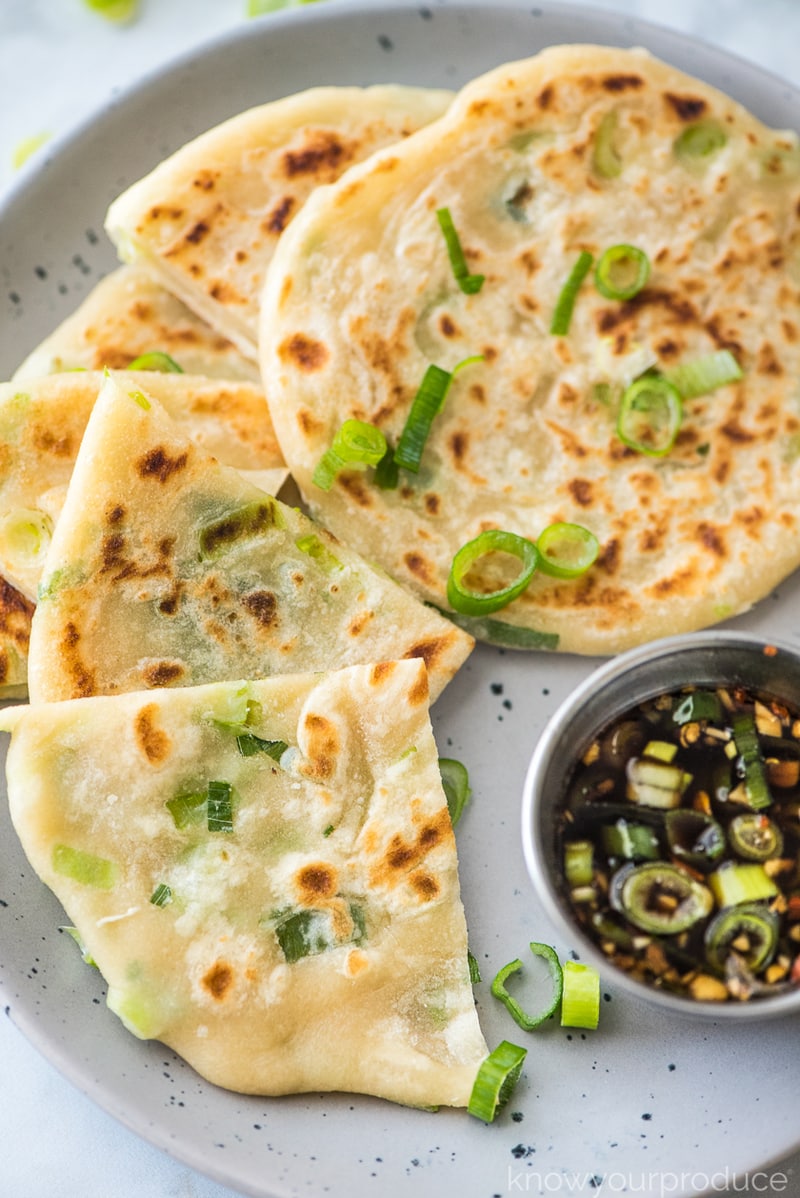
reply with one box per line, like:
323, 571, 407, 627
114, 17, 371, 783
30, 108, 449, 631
27, 374, 472, 703
105, 86, 453, 360
1, 660, 487, 1105
13, 265, 259, 383
0, 371, 287, 603
260, 44, 800, 655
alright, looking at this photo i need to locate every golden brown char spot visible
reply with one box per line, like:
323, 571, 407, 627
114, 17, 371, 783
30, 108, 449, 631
301, 712, 339, 780
142, 660, 185, 687
296, 408, 324, 438
403, 551, 436, 586
61, 620, 96, 698
136, 446, 189, 483
781, 319, 798, 343
568, 477, 593, 506
278, 332, 329, 373
202, 962, 233, 1001
602, 73, 644, 92
720, 419, 755, 444
403, 639, 446, 682
664, 93, 708, 120
369, 661, 397, 687
282, 130, 352, 179
295, 862, 338, 903
134, 702, 172, 763
757, 342, 783, 376
409, 871, 440, 902
191, 169, 218, 191
107, 504, 125, 525
537, 84, 554, 109
348, 609, 374, 637
424, 493, 440, 516
265, 195, 296, 235
338, 472, 373, 508
209, 280, 241, 304
449, 429, 469, 465
545, 420, 588, 459
185, 220, 210, 246
597, 538, 620, 574
241, 589, 278, 628
695, 521, 726, 557
32, 428, 74, 458
439, 313, 460, 338
144, 204, 184, 224
405, 664, 430, 708
369, 807, 452, 890
0, 577, 34, 653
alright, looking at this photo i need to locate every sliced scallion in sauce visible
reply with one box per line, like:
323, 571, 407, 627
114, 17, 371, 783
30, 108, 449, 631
394, 356, 482, 474
447, 529, 538, 617
665, 349, 743, 399
616, 375, 682, 456
438, 757, 472, 827
550, 250, 593, 335
594, 244, 650, 301
560, 960, 600, 1029
467, 1041, 527, 1123
127, 351, 184, 373
536, 522, 599, 579
312, 419, 387, 491
436, 207, 485, 295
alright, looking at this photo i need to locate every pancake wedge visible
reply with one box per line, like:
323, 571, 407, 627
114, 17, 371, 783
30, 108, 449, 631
1, 660, 488, 1105
105, 86, 453, 359
0, 371, 287, 603
13, 265, 260, 383
260, 44, 800, 655
0, 577, 33, 699
27, 374, 472, 703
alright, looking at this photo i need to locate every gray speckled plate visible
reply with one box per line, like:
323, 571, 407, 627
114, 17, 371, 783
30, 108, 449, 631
2, 3, 800, 1197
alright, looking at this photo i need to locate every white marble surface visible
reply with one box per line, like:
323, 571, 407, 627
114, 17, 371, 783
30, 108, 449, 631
2, 2, 800, 1196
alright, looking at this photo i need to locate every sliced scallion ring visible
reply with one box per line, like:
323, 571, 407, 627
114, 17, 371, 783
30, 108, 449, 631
312, 419, 387, 491
594, 244, 650, 301
665, 349, 743, 400
560, 960, 600, 1029
536, 522, 599, 579
127, 351, 184, 373
436, 206, 485, 295
447, 529, 538, 617
467, 1040, 527, 1123
617, 375, 682, 456
490, 943, 564, 1031
438, 757, 472, 828
592, 109, 623, 179
550, 250, 594, 336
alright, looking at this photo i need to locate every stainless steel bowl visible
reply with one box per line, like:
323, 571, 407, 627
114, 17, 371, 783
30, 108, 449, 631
521, 630, 800, 1019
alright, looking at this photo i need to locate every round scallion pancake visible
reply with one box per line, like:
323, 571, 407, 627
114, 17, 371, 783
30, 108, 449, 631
260, 44, 800, 655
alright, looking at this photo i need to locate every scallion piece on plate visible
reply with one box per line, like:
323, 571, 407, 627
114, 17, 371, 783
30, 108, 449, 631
536, 522, 599, 579
467, 1041, 527, 1123
83, 0, 140, 22
447, 528, 538, 616
550, 250, 594, 335
436, 206, 485, 295
616, 375, 683, 456
207, 780, 234, 833
490, 943, 564, 1031
674, 120, 727, 161
127, 351, 184, 373
438, 757, 472, 828
312, 418, 387, 491
149, 883, 173, 907
592, 110, 622, 178
468, 950, 482, 984
12, 132, 51, 171
594, 244, 650, 301
560, 960, 600, 1029
665, 349, 743, 399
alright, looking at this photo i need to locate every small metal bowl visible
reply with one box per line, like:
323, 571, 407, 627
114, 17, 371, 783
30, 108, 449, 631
521, 630, 800, 1020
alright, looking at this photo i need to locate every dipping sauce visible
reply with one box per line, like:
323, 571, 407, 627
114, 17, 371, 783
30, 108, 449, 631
557, 684, 800, 1002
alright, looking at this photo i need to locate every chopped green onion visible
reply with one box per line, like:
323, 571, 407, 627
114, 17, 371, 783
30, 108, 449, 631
490, 943, 564, 1031
322, 824, 335, 838
312, 419, 387, 491
709, 861, 778, 907
199, 499, 284, 558
728, 813, 783, 862
436, 607, 559, 650
601, 819, 660, 862
272, 903, 364, 963
468, 950, 482, 984
592, 110, 622, 179
83, 0, 140, 21
248, 0, 324, 14
594, 244, 650, 301
550, 250, 593, 336
61, 926, 98, 967
732, 710, 772, 810
149, 883, 173, 907
564, 839, 594, 887
665, 350, 743, 400
447, 529, 538, 617
129, 390, 151, 410
165, 789, 206, 829
374, 445, 399, 490
438, 757, 472, 827
618, 862, 713, 933
0, 509, 53, 566
673, 690, 723, 725
674, 120, 727, 161
52, 844, 118, 890
207, 780, 234, 833
295, 533, 343, 573
436, 207, 485, 295
704, 903, 778, 973
236, 734, 288, 761
560, 960, 600, 1029
616, 375, 682, 456
467, 1041, 527, 1123
127, 351, 184, 373
626, 757, 691, 808
536, 522, 599, 579
11, 132, 51, 171
394, 356, 482, 474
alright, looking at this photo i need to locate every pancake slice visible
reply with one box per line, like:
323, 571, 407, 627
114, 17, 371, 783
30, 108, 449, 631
0, 660, 488, 1104
13, 265, 260, 383
27, 374, 472, 704
259, 44, 800, 655
0, 371, 287, 603
0, 576, 33, 699
105, 85, 453, 359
